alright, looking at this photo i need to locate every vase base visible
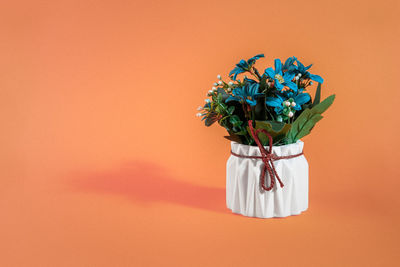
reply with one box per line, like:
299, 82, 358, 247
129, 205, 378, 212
227, 207, 308, 219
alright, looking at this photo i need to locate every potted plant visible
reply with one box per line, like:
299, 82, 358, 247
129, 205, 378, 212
196, 54, 335, 218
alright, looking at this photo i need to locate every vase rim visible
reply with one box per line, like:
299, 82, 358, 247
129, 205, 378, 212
230, 139, 303, 149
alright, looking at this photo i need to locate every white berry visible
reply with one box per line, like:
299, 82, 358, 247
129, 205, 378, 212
196, 113, 202, 117
197, 106, 203, 111
298, 73, 302, 77
217, 74, 221, 80
291, 102, 296, 107
205, 99, 211, 103
284, 101, 290, 107
213, 82, 218, 86
288, 111, 294, 117
218, 80, 223, 85
228, 81, 234, 86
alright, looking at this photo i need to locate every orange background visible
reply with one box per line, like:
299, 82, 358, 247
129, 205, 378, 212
1, 0, 400, 266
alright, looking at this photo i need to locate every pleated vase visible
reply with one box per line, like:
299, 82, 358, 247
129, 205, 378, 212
226, 140, 308, 218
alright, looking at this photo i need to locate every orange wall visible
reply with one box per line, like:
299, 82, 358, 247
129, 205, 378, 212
1, 0, 400, 266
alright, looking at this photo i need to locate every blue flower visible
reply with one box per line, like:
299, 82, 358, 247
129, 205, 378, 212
295, 59, 324, 84
266, 91, 311, 113
282, 56, 297, 73
265, 94, 285, 114
225, 83, 263, 106
264, 59, 298, 92
229, 54, 264, 80
282, 91, 311, 110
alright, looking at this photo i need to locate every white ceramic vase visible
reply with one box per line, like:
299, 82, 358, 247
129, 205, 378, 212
226, 140, 308, 218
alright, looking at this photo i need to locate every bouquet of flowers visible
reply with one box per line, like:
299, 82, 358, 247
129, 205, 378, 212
196, 54, 335, 146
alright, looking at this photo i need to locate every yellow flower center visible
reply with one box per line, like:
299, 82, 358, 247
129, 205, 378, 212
275, 74, 285, 84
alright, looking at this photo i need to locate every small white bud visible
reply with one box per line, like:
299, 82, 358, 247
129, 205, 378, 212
298, 73, 302, 77
197, 106, 203, 111
213, 82, 218, 86
212, 87, 217, 91
196, 113, 202, 117
295, 76, 299, 81
288, 111, 294, 118
218, 80, 223, 85
205, 99, 211, 103
228, 81, 234, 86
227, 88, 232, 92
217, 74, 221, 80
208, 90, 213, 94
284, 101, 290, 107
291, 102, 296, 107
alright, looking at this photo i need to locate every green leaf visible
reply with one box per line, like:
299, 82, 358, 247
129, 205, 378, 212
217, 88, 229, 102
286, 94, 335, 143
205, 116, 217, 127
229, 115, 242, 127
247, 120, 291, 145
235, 129, 248, 135
312, 83, 322, 107
290, 112, 323, 141
228, 106, 235, 115
312, 94, 336, 114
266, 121, 287, 132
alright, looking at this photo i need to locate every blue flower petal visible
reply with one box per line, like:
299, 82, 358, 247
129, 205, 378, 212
293, 104, 302, 111
274, 106, 283, 114
247, 54, 264, 65
264, 67, 275, 78
296, 59, 306, 73
232, 87, 245, 97
237, 59, 248, 68
230, 68, 246, 81
244, 77, 258, 84
274, 59, 282, 75
266, 96, 282, 107
309, 74, 324, 83
252, 54, 265, 60
246, 99, 257, 106
283, 56, 296, 70
286, 65, 298, 74
283, 72, 295, 82
225, 95, 240, 103
295, 93, 311, 105
284, 81, 298, 92
274, 80, 284, 90
248, 83, 259, 94
228, 67, 238, 76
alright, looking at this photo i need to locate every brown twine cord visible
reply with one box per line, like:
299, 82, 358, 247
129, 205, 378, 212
230, 120, 304, 191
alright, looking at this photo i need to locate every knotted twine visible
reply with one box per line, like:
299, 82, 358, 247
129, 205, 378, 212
230, 120, 304, 191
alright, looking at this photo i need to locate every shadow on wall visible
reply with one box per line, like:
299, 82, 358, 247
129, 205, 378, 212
72, 160, 227, 213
